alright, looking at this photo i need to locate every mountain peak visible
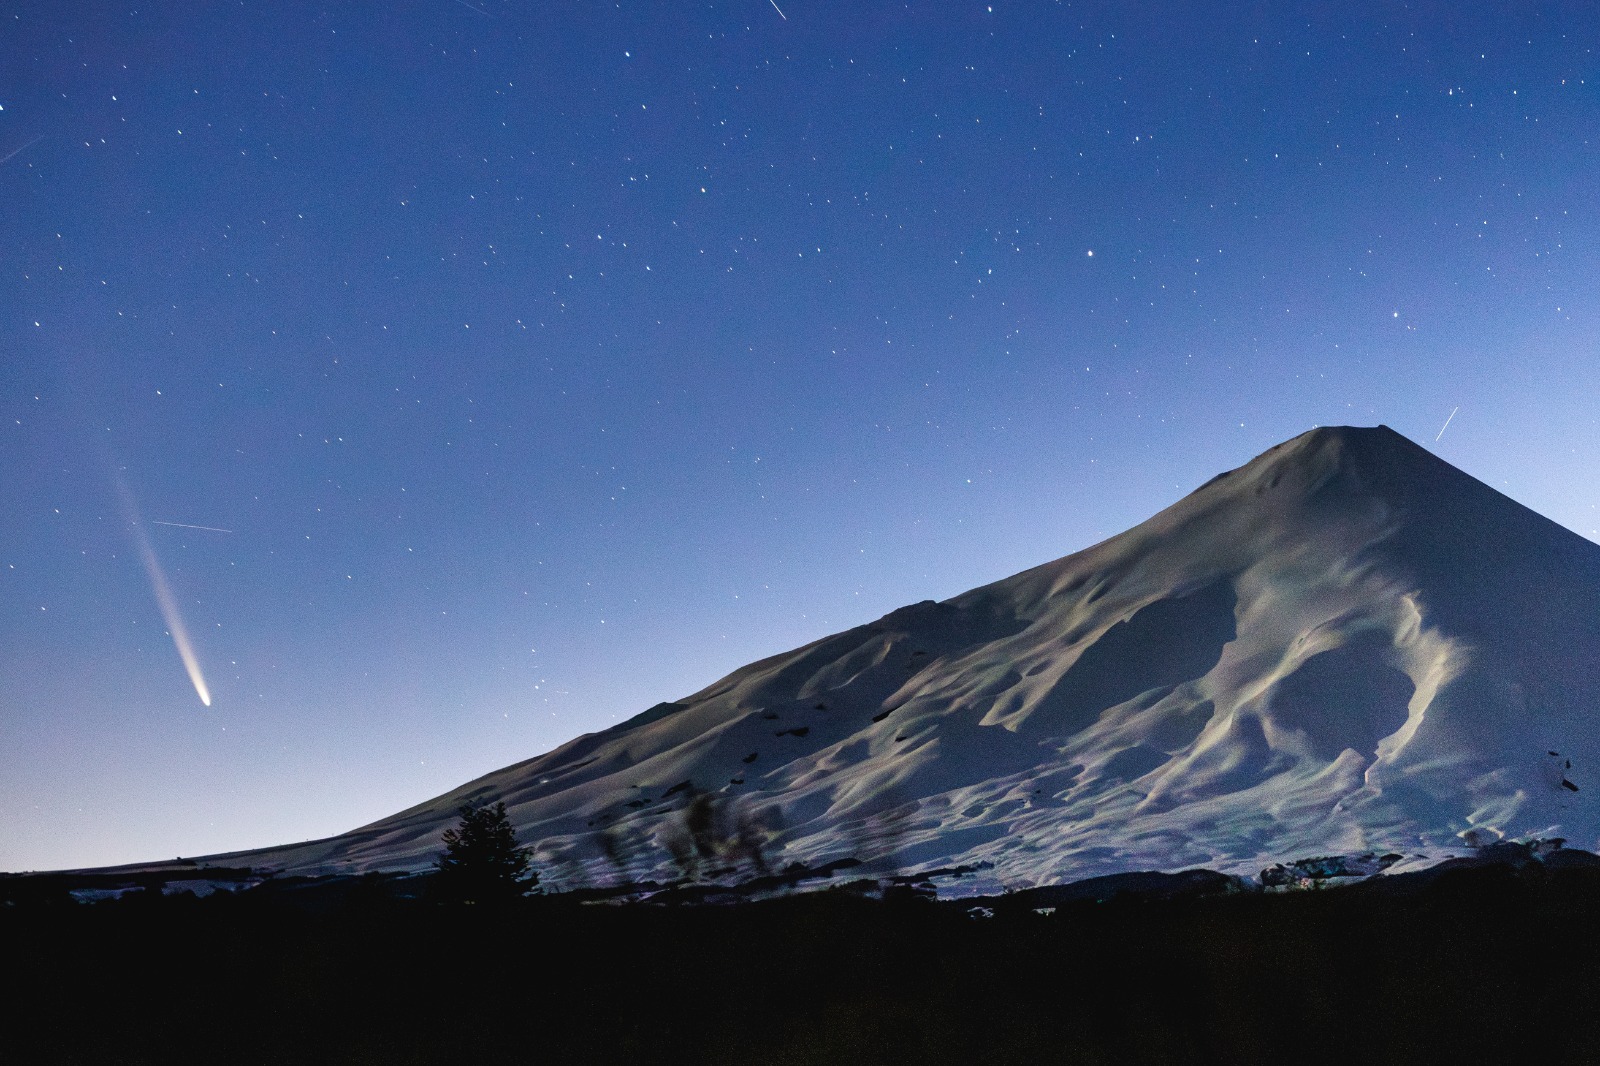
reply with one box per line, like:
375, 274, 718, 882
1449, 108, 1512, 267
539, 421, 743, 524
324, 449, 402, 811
1194, 424, 1430, 501
148, 427, 1600, 895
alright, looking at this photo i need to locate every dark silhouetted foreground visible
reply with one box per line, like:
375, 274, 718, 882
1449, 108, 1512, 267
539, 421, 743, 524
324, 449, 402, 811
5, 860, 1600, 1064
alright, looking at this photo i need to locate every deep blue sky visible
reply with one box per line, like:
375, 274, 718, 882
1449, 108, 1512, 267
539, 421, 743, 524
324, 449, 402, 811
4, 1, 1598, 872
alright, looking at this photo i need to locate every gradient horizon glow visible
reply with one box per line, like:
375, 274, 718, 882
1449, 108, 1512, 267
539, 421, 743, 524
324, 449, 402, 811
4, 1, 1598, 872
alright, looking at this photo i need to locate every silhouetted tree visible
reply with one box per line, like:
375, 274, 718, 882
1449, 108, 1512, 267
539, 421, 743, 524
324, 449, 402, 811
660, 790, 783, 884
434, 801, 538, 904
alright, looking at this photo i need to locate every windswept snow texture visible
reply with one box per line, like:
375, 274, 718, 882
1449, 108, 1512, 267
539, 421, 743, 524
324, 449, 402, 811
190, 426, 1600, 891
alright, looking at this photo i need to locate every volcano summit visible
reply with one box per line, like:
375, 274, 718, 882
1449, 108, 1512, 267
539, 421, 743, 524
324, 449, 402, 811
151, 426, 1600, 892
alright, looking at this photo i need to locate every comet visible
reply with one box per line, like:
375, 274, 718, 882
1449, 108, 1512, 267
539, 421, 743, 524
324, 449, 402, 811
119, 482, 213, 706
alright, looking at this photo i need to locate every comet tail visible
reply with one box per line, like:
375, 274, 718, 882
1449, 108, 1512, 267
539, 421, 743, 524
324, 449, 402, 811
120, 482, 212, 706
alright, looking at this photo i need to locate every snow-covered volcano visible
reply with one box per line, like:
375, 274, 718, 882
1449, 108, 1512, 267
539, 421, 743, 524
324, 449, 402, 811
188, 426, 1600, 890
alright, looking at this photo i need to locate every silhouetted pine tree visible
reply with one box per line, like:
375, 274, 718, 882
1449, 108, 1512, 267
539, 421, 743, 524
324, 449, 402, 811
434, 801, 538, 904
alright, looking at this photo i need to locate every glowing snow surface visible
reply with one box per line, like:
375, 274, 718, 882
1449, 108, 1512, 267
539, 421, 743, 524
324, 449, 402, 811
177, 426, 1600, 891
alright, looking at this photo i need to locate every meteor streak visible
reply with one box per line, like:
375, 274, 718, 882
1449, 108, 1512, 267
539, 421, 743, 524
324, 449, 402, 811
1435, 406, 1459, 441
119, 483, 213, 706
153, 520, 234, 533
0, 135, 43, 166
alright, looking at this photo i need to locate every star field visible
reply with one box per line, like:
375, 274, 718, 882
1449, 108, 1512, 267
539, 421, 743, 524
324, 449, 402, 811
3, 1, 1599, 871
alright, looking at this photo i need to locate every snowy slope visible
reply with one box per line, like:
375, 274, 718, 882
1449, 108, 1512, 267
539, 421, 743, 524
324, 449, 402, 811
176, 426, 1600, 890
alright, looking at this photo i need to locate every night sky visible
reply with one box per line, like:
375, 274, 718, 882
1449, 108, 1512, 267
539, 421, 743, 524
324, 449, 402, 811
5, 1, 1599, 873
